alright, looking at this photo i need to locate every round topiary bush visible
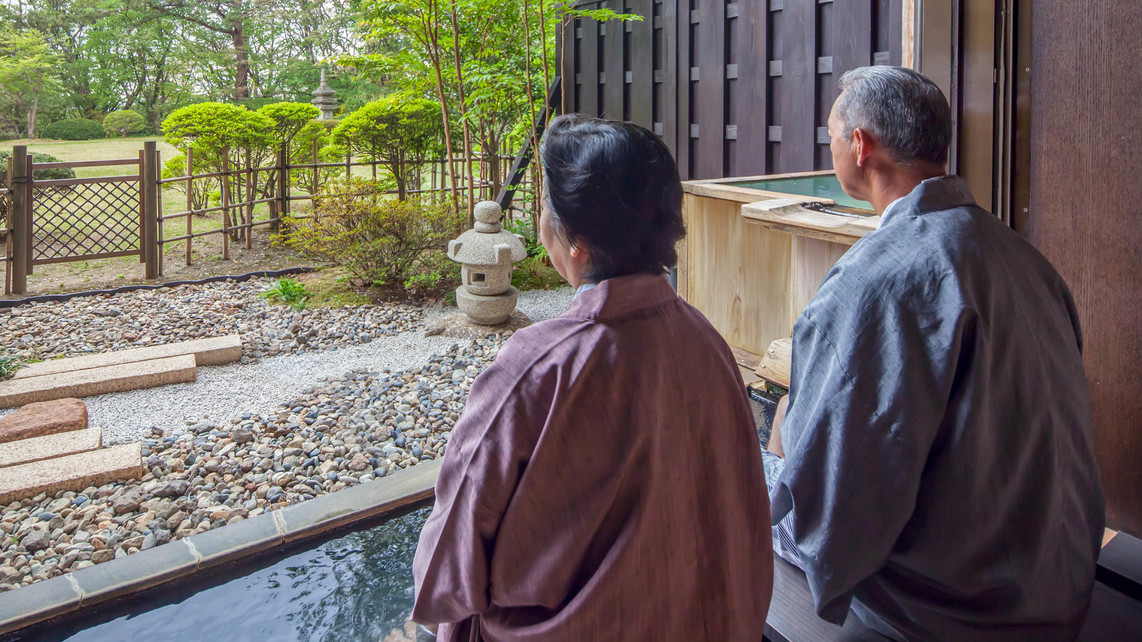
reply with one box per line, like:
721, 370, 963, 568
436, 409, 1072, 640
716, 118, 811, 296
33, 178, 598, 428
102, 110, 146, 137
41, 118, 106, 141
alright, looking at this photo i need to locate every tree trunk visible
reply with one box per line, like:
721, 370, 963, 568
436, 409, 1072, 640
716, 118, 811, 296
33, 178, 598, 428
27, 69, 42, 139
232, 20, 250, 100
448, 0, 476, 224
426, 18, 460, 215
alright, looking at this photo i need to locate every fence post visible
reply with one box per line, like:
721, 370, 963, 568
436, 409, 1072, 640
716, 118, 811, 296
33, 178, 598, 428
141, 140, 159, 280
185, 147, 193, 266
10, 145, 28, 295
274, 143, 288, 234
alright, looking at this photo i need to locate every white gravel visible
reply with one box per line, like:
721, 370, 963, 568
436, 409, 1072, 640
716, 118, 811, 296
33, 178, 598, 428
78, 287, 575, 444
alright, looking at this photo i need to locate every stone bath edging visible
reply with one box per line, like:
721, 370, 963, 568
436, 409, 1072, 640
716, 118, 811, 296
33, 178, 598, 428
0, 459, 441, 637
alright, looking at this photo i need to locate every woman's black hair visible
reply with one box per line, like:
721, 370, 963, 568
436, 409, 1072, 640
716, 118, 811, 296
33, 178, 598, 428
540, 114, 685, 282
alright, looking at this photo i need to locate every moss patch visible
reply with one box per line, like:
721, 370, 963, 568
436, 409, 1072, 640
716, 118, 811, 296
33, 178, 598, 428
297, 268, 370, 308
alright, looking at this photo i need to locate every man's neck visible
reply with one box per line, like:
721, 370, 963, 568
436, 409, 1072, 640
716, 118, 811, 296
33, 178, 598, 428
866, 164, 946, 215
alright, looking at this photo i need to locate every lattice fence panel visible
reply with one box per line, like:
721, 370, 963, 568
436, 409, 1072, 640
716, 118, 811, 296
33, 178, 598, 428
32, 181, 140, 261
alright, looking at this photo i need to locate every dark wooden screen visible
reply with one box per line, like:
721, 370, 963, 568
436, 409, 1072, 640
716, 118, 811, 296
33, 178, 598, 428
562, 0, 902, 180
1028, 2, 1142, 537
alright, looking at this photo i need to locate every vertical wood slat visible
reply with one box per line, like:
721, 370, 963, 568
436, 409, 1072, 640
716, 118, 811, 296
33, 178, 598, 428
579, 16, 600, 118
693, 0, 726, 179
629, 0, 655, 129
733, 0, 768, 175
660, 0, 680, 158
676, 0, 692, 178
603, 3, 626, 118
776, 0, 817, 173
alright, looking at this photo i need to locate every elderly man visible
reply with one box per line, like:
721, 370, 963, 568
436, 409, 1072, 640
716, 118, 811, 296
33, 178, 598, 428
763, 66, 1105, 640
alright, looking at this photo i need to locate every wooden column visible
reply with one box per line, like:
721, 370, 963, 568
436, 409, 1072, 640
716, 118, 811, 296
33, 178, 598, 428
141, 140, 159, 280
9, 146, 28, 295
1028, 2, 1142, 536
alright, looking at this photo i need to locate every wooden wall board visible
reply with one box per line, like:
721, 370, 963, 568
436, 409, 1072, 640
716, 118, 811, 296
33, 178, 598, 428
629, 0, 654, 129
732, 0, 769, 176
659, 0, 679, 157
692, 0, 725, 179
579, 18, 600, 117
774, 0, 817, 173
789, 236, 851, 331
682, 194, 792, 356
1028, 1, 1142, 537
602, 3, 626, 119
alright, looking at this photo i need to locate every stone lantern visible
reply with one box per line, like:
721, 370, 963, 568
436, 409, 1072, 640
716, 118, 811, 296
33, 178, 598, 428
312, 69, 338, 120
447, 201, 527, 325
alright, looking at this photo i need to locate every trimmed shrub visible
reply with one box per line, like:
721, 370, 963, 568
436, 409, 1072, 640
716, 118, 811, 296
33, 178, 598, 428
103, 110, 146, 137
281, 178, 461, 286
41, 118, 106, 141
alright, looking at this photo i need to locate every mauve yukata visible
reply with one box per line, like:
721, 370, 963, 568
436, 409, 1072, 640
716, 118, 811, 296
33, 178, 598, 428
412, 273, 773, 641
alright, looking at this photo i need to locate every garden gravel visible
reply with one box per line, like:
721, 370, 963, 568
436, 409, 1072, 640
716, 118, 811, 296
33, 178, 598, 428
0, 282, 574, 591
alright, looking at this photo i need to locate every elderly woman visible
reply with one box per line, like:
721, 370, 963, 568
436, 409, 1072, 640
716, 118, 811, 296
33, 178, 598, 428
411, 115, 772, 640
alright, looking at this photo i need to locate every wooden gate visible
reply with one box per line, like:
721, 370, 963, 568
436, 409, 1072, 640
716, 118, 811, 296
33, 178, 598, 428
4, 143, 160, 295
561, 0, 903, 180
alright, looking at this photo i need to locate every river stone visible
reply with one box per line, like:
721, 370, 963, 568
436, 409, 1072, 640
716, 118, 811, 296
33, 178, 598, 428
21, 528, 50, 553
0, 399, 88, 443
112, 489, 144, 515
152, 479, 190, 498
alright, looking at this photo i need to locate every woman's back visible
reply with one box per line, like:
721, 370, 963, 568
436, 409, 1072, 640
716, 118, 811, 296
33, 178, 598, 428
413, 274, 773, 640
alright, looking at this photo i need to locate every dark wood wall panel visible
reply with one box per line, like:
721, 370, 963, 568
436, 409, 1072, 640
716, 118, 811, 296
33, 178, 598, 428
731, 0, 768, 176
564, 0, 900, 180
1029, 2, 1142, 536
629, 0, 655, 128
603, 2, 626, 119
578, 18, 600, 116
693, 0, 726, 179
775, 0, 816, 173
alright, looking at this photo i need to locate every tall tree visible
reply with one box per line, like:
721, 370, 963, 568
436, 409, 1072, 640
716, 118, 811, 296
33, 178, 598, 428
148, 0, 255, 100
0, 28, 60, 138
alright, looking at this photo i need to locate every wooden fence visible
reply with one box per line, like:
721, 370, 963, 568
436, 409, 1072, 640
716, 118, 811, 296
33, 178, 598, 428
3, 143, 523, 296
561, 0, 903, 180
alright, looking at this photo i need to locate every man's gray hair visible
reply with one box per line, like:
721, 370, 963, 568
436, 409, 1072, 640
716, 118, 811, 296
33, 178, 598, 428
834, 66, 952, 166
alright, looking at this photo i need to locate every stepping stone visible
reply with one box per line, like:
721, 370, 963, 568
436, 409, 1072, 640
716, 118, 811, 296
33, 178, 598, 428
0, 443, 141, 505
0, 426, 102, 469
13, 335, 242, 380
0, 355, 197, 409
0, 398, 87, 443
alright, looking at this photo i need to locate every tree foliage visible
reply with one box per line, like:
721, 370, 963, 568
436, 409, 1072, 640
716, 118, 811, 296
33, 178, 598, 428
331, 95, 443, 200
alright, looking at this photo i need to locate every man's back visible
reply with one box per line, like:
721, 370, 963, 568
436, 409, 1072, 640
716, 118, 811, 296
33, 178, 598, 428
772, 176, 1105, 639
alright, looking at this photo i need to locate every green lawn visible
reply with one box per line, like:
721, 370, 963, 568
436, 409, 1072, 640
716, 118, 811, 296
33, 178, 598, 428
1, 136, 180, 179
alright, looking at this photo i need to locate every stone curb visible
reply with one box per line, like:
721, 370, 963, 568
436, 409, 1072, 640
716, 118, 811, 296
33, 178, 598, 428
0, 459, 441, 637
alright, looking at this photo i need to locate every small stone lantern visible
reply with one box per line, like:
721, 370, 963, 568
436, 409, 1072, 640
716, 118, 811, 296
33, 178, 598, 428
447, 201, 527, 325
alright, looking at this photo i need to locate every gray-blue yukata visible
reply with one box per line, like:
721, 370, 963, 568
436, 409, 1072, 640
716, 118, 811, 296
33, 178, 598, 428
764, 175, 1105, 640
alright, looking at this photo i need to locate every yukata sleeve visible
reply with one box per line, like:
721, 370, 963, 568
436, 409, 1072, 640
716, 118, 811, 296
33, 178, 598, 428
769, 301, 968, 625
410, 340, 556, 626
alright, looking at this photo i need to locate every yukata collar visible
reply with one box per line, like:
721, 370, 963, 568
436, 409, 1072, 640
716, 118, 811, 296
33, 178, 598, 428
562, 273, 676, 322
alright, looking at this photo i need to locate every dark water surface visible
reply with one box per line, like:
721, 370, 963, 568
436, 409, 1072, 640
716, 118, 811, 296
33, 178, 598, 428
38, 507, 430, 642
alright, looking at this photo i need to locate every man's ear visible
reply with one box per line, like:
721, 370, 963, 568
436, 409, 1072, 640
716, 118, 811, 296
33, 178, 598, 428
852, 128, 875, 167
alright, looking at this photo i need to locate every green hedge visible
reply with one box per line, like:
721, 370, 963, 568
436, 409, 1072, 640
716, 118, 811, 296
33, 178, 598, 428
41, 118, 106, 141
